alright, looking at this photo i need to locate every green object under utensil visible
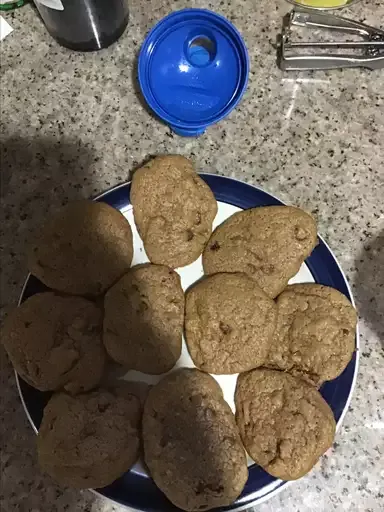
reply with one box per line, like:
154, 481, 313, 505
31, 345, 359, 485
287, 0, 361, 8
0, 0, 28, 10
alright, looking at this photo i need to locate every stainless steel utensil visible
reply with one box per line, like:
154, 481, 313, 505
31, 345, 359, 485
278, 8, 384, 70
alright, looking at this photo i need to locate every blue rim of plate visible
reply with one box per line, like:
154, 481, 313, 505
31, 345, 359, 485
16, 174, 359, 512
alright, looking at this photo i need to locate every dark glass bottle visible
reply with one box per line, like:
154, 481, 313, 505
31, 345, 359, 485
33, 0, 129, 51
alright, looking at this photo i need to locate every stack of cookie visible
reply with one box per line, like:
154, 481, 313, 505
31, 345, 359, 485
1, 155, 357, 512
2, 200, 146, 490
181, 160, 356, 490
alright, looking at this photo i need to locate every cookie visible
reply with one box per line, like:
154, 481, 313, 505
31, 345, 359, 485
1, 292, 105, 393
28, 200, 133, 296
235, 369, 336, 480
265, 284, 357, 386
103, 264, 184, 374
143, 369, 248, 511
185, 273, 277, 374
130, 155, 217, 268
37, 383, 142, 489
202, 206, 318, 298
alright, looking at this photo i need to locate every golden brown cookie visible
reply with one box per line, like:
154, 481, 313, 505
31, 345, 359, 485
130, 155, 217, 268
235, 369, 336, 480
265, 284, 357, 386
37, 383, 142, 489
103, 264, 184, 374
202, 206, 318, 298
28, 200, 133, 296
143, 369, 248, 511
1, 292, 105, 393
185, 273, 277, 374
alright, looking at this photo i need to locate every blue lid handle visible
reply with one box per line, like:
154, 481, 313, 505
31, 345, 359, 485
171, 126, 207, 137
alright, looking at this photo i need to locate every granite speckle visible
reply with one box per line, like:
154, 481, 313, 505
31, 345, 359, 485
1, 1, 383, 511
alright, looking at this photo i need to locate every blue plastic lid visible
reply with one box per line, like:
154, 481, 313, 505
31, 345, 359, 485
138, 9, 249, 137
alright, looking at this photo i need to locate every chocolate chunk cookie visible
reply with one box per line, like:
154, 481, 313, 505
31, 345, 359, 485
130, 155, 217, 268
266, 284, 357, 386
1, 293, 105, 393
203, 206, 318, 298
37, 383, 142, 489
28, 200, 133, 296
235, 369, 336, 480
185, 273, 277, 374
143, 369, 248, 511
103, 264, 184, 374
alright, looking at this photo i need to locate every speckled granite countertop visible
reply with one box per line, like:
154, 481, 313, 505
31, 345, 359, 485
1, 1, 383, 511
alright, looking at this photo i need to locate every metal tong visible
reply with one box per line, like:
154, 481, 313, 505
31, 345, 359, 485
278, 8, 384, 71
